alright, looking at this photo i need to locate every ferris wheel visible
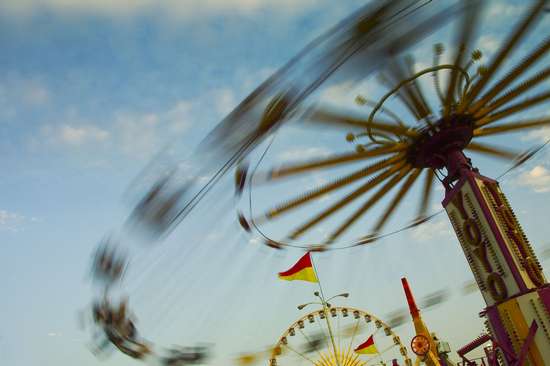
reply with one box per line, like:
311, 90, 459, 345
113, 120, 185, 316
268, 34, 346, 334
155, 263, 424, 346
269, 294, 410, 366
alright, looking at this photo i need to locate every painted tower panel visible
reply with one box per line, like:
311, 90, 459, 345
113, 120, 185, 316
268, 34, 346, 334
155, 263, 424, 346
444, 177, 521, 306
514, 292, 550, 362
444, 173, 549, 365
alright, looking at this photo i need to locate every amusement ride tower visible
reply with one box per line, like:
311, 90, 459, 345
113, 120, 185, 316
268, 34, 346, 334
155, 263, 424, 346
87, 1, 550, 365
234, 1, 550, 364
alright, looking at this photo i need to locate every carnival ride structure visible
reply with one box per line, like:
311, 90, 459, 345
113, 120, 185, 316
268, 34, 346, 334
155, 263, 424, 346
234, 1, 550, 364
402, 278, 455, 366
268, 291, 410, 366
86, 1, 550, 365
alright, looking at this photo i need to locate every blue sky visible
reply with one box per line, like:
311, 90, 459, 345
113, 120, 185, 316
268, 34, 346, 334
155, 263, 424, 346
1, 1, 550, 366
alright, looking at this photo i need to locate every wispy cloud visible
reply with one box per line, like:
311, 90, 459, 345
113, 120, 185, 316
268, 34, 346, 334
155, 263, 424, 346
0, 209, 29, 232
410, 215, 451, 242
113, 100, 195, 158
240, 67, 276, 94
0, 77, 50, 119
486, 3, 523, 19
277, 147, 332, 161
319, 80, 358, 107
42, 124, 110, 146
36, 96, 198, 159
523, 126, 550, 143
0, 0, 319, 20
212, 88, 237, 117
516, 165, 550, 193
477, 35, 499, 56
248, 237, 260, 245
22, 82, 50, 105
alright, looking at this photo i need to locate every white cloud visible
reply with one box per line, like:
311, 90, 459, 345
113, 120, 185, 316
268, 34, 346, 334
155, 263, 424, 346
212, 88, 237, 117
277, 147, 332, 161
240, 67, 276, 94
42, 124, 110, 146
319, 80, 357, 107
32, 71, 277, 162
60, 125, 109, 145
410, 216, 451, 242
23, 82, 50, 105
516, 165, 550, 193
0, 77, 50, 119
486, 3, 522, 19
38, 97, 194, 159
523, 126, 550, 143
160, 100, 193, 133
114, 113, 161, 158
248, 237, 260, 245
114, 99, 195, 158
0, 0, 319, 20
477, 35, 499, 56
0, 209, 25, 232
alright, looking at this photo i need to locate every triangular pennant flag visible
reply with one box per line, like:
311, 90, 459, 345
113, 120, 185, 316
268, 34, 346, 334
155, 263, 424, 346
355, 335, 378, 354
278, 252, 318, 283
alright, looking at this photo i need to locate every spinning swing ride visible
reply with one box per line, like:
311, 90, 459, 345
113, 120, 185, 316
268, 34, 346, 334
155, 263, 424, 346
87, 0, 550, 365
235, 0, 550, 363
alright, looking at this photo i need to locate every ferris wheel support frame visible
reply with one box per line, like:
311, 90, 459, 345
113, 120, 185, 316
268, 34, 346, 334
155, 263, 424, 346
442, 149, 550, 366
269, 305, 411, 366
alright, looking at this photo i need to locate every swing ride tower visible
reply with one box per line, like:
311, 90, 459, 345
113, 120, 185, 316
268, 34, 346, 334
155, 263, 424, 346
442, 149, 550, 365
232, 1, 550, 364
87, 1, 550, 365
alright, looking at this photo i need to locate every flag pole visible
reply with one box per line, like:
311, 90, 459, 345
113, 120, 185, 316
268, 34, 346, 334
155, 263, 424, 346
309, 252, 342, 366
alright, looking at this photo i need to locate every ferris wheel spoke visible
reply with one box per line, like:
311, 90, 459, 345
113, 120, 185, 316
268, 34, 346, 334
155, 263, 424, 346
282, 343, 318, 366
298, 328, 325, 361
305, 107, 416, 137
473, 117, 550, 137
287, 162, 407, 240
444, 0, 483, 114
345, 319, 362, 359
316, 314, 332, 354
465, 142, 518, 160
372, 168, 422, 234
261, 154, 406, 222
460, 0, 547, 112
416, 169, 435, 221
341, 316, 347, 355
476, 90, 550, 127
326, 165, 413, 243
470, 37, 550, 115
269, 144, 407, 180
473, 66, 550, 119
342, 321, 365, 338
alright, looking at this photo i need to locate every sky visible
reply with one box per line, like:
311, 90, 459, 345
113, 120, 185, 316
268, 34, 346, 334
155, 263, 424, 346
1, 1, 550, 366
